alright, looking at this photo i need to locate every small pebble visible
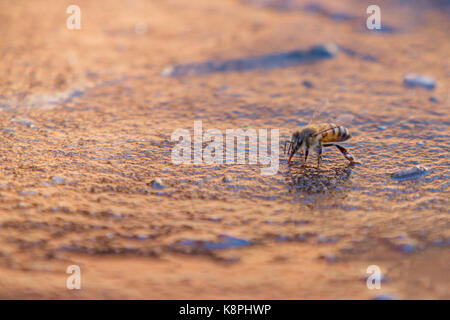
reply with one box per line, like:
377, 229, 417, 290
151, 178, 166, 189
19, 190, 38, 196
391, 165, 430, 180
136, 234, 149, 240
397, 242, 415, 253
397, 234, 407, 240
310, 42, 339, 58
161, 65, 174, 77
325, 254, 337, 263
222, 176, 232, 183
302, 80, 314, 88
429, 96, 439, 103
319, 253, 337, 262
403, 73, 436, 90
51, 175, 65, 185
318, 235, 337, 243
432, 239, 448, 246
297, 234, 306, 241
11, 118, 34, 128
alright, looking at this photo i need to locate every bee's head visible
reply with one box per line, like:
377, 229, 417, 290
287, 131, 302, 164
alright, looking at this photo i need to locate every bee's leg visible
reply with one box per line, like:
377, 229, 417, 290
324, 144, 354, 162
284, 141, 291, 155
303, 148, 309, 165
335, 144, 354, 162
316, 144, 323, 167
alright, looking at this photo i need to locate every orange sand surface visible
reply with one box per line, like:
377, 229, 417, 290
0, 0, 448, 299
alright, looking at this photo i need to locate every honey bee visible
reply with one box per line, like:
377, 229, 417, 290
284, 99, 355, 166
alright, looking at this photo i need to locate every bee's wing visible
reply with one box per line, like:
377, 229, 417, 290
309, 98, 329, 124
309, 99, 354, 126
334, 114, 354, 126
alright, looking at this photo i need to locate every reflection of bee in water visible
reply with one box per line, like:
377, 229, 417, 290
284, 99, 355, 167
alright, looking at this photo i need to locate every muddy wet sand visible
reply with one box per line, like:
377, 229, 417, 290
0, 0, 449, 299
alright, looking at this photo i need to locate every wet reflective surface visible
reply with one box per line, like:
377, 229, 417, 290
0, 0, 448, 298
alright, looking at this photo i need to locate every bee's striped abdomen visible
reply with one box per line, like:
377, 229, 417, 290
319, 123, 351, 143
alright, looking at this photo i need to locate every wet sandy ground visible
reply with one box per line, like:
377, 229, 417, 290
0, 0, 449, 299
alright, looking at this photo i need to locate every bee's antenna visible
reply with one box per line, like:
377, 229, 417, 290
283, 141, 290, 154
286, 141, 293, 155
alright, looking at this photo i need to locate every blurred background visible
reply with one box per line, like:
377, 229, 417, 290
0, 0, 448, 299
